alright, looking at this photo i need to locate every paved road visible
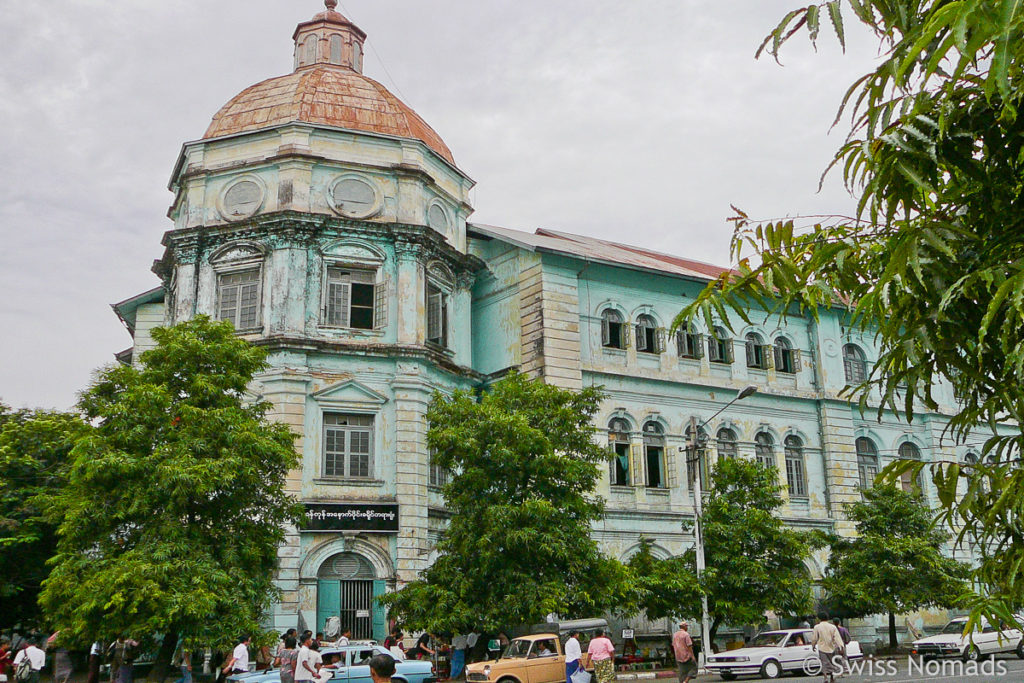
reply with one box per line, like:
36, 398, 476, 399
703, 654, 1024, 682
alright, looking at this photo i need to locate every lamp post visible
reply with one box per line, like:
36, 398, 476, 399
685, 384, 757, 667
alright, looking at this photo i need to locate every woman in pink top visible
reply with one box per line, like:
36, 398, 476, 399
586, 630, 615, 683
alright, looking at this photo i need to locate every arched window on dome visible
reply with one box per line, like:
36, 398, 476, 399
306, 35, 318, 65
330, 35, 343, 65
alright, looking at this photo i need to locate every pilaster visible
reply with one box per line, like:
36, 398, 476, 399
391, 364, 432, 585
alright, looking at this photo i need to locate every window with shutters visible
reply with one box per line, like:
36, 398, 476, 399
856, 437, 879, 491
785, 435, 807, 498
643, 422, 666, 489
426, 280, 450, 348
898, 441, 924, 494
323, 413, 374, 479
773, 337, 800, 374
716, 428, 738, 459
217, 268, 262, 331
601, 309, 626, 350
708, 327, 733, 364
843, 344, 868, 384
676, 323, 703, 359
608, 418, 631, 486
324, 267, 381, 330
755, 432, 775, 470
635, 314, 661, 354
744, 332, 771, 370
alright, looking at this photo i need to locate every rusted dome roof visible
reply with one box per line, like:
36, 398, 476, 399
203, 66, 455, 164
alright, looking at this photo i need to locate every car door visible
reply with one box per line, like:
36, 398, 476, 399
343, 648, 377, 683
976, 621, 1000, 655
780, 631, 815, 671
523, 639, 562, 683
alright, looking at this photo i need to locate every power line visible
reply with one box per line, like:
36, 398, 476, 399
338, 1, 412, 105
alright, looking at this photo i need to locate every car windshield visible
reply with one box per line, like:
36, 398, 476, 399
503, 640, 532, 659
749, 633, 787, 648
941, 620, 968, 635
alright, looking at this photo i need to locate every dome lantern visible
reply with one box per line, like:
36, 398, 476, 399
293, 0, 367, 73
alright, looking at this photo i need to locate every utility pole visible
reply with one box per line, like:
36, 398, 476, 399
688, 415, 712, 668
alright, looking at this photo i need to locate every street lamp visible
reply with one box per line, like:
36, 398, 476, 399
684, 384, 757, 667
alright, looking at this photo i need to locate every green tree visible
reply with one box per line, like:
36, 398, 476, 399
693, 457, 823, 643
674, 1, 1024, 619
40, 316, 303, 679
380, 372, 625, 632
623, 538, 700, 622
823, 485, 969, 649
0, 404, 88, 630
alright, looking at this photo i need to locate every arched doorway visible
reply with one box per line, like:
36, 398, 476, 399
317, 552, 386, 640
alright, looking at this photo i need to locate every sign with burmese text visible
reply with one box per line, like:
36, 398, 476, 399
302, 503, 400, 533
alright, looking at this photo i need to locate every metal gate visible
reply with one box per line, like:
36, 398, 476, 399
317, 552, 385, 640
338, 579, 374, 639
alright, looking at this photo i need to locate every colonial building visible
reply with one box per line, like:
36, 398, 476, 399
112, 1, 984, 646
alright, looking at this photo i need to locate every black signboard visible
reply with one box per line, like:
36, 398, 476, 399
302, 503, 400, 533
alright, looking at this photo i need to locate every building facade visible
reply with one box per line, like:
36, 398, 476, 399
112, 2, 986, 646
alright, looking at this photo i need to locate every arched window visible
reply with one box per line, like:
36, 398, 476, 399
717, 428, 738, 459
785, 435, 807, 498
601, 309, 626, 349
843, 344, 868, 384
755, 432, 775, 470
317, 552, 375, 580
608, 418, 631, 487
898, 441, 923, 493
643, 422, 666, 489
745, 332, 768, 369
635, 314, 662, 354
708, 326, 733, 364
964, 452, 979, 465
774, 337, 801, 374
330, 35, 343, 65
676, 322, 703, 359
856, 437, 879, 491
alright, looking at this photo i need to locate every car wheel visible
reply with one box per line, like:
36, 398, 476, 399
719, 673, 736, 681
759, 659, 782, 679
962, 645, 981, 663
1016, 640, 1024, 660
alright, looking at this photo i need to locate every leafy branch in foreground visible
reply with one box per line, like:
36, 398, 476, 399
674, 0, 1024, 624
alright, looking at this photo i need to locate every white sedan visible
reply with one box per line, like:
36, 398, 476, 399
705, 629, 863, 680
912, 616, 1024, 662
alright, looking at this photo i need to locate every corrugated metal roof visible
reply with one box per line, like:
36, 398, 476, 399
468, 223, 732, 282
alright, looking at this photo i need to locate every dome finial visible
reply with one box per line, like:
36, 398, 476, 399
325, 0, 338, 10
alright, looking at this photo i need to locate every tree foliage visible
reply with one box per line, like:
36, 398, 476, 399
822, 485, 970, 647
623, 538, 701, 623
0, 403, 88, 629
686, 458, 822, 641
40, 316, 303, 658
674, 0, 1024, 617
379, 372, 626, 632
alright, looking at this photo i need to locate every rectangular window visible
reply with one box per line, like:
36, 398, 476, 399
676, 329, 704, 359
645, 444, 665, 488
428, 452, 449, 488
786, 456, 807, 497
857, 457, 878, 491
323, 413, 374, 479
325, 268, 376, 329
774, 347, 802, 374
426, 281, 449, 347
610, 442, 631, 486
217, 269, 261, 330
708, 336, 733, 364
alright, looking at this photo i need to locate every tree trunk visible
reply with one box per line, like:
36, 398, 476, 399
888, 612, 897, 650
149, 631, 178, 683
709, 616, 722, 654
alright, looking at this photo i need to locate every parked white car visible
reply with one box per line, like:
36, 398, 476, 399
705, 629, 863, 680
912, 616, 1024, 662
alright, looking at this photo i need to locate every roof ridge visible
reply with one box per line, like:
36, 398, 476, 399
534, 227, 727, 272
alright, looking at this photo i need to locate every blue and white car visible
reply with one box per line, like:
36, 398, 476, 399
228, 645, 435, 683
705, 629, 863, 680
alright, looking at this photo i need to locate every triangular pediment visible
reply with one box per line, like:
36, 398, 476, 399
312, 379, 387, 406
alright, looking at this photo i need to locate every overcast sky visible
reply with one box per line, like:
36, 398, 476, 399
0, 1, 879, 410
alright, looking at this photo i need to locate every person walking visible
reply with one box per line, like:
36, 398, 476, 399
810, 612, 844, 683
107, 637, 136, 683
1, 637, 13, 682
275, 636, 298, 683
86, 642, 102, 683
832, 619, 850, 673
222, 636, 252, 677
172, 645, 192, 683
294, 635, 317, 683
563, 630, 582, 683
411, 634, 434, 662
449, 634, 467, 680
13, 638, 46, 683
337, 631, 351, 648
671, 623, 697, 683
586, 630, 615, 683
277, 631, 297, 658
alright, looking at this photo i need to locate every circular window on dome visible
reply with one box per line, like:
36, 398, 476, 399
219, 177, 265, 221
427, 201, 451, 234
329, 175, 381, 219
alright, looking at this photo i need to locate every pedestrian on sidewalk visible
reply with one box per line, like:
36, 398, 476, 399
564, 630, 582, 683
294, 635, 317, 683
810, 612, 843, 683
86, 642, 102, 683
222, 636, 252, 677
278, 631, 298, 658
13, 638, 46, 683
107, 637, 136, 683
832, 619, 850, 673
449, 634, 467, 680
586, 630, 614, 683
172, 645, 192, 683
671, 623, 697, 683
275, 636, 298, 683
337, 631, 351, 648
1, 637, 13, 681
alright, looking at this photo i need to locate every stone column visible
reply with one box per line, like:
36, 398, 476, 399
395, 242, 424, 345
391, 364, 431, 585
818, 400, 860, 537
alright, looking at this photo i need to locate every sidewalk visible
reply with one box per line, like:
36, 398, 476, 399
615, 669, 706, 680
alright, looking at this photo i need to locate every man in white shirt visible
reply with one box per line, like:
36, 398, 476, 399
14, 639, 46, 683
294, 636, 317, 683
337, 631, 351, 647
564, 630, 582, 683
222, 636, 251, 675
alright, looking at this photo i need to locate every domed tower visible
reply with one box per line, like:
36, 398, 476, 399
150, 2, 482, 634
